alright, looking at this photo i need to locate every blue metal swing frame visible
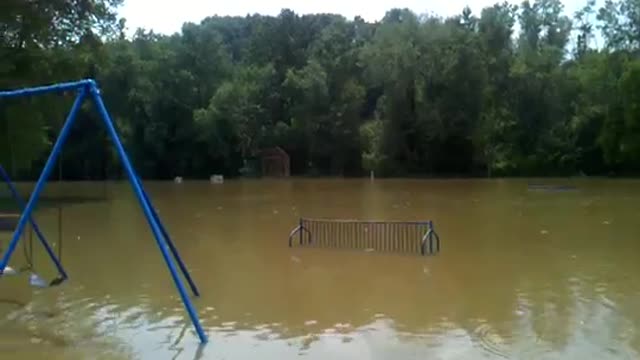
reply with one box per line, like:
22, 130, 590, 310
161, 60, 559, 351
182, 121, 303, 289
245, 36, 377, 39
0, 79, 208, 344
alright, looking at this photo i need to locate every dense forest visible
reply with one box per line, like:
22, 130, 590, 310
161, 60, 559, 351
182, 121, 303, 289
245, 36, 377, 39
1, 0, 640, 179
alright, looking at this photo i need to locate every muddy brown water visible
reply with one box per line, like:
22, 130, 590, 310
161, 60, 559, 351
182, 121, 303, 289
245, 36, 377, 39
0, 178, 639, 359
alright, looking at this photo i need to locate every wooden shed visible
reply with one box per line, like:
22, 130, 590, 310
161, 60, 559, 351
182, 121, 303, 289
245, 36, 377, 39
260, 147, 290, 177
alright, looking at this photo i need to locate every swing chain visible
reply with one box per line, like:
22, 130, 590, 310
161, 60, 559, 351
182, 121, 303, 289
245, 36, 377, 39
19, 224, 34, 272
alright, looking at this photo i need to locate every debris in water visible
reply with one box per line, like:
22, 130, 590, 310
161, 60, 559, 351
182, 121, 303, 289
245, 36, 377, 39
600, 296, 616, 309
290, 256, 301, 263
217, 206, 223, 210
300, 334, 319, 351
273, 209, 279, 214
342, 336, 353, 343
540, 230, 549, 235
602, 220, 611, 225
423, 266, 431, 276
304, 320, 317, 326
364, 248, 375, 252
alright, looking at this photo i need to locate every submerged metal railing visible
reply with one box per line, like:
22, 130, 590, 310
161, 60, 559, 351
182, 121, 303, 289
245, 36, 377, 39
288, 218, 440, 256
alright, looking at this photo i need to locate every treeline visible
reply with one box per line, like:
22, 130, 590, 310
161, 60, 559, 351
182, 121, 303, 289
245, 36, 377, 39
2, 0, 640, 179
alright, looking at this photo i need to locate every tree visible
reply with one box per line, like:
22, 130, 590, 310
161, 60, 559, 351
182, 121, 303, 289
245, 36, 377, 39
0, 0, 124, 176
4, 2, 640, 179
194, 64, 275, 175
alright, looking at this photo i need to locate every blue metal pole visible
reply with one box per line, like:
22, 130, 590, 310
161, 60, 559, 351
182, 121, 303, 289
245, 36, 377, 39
0, 89, 87, 274
0, 80, 91, 99
137, 177, 201, 297
88, 82, 208, 344
0, 165, 68, 280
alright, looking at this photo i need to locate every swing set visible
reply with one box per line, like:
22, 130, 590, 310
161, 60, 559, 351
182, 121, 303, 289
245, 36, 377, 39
0, 79, 208, 344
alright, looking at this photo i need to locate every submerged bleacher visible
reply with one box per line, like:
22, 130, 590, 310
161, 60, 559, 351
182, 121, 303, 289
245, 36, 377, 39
288, 218, 440, 256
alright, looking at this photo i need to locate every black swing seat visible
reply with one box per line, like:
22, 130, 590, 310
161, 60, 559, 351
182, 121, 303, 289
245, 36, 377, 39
0, 213, 19, 232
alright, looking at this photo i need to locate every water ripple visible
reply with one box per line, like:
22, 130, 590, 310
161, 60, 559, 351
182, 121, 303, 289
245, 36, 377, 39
471, 322, 510, 359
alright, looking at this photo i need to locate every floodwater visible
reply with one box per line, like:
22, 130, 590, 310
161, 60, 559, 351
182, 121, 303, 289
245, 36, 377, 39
1, 178, 639, 359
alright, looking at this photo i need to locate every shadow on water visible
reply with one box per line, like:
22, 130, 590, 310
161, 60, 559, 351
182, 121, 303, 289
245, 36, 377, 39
0, 195, 108, 212
527, 184, 578, 192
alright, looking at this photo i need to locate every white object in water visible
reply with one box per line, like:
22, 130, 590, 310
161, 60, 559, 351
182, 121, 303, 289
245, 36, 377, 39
1, 266, 18, 276
210, 174, 224, 184
370, 170, 375, 180
174, 176, 183, 184
29, 273, 48, 288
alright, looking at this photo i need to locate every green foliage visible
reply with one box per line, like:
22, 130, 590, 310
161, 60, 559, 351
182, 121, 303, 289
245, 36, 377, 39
195, 64, 275, 162
3, 1, 640, 178
360, 119, 387, 174
0, 0, 123, 177
611, 59, 640, 168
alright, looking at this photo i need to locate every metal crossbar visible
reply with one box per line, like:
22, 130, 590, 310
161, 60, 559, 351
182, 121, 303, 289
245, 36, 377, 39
288, 218, 440, 255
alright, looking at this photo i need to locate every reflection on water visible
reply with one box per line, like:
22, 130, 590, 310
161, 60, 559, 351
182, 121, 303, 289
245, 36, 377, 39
1, 178, 639, 359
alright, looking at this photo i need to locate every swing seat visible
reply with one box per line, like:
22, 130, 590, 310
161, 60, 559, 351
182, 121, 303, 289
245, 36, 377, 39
0, 265, 18, 276
0, 266, 58, 288
0, 213, 19, 231
29, 273, 48, 288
